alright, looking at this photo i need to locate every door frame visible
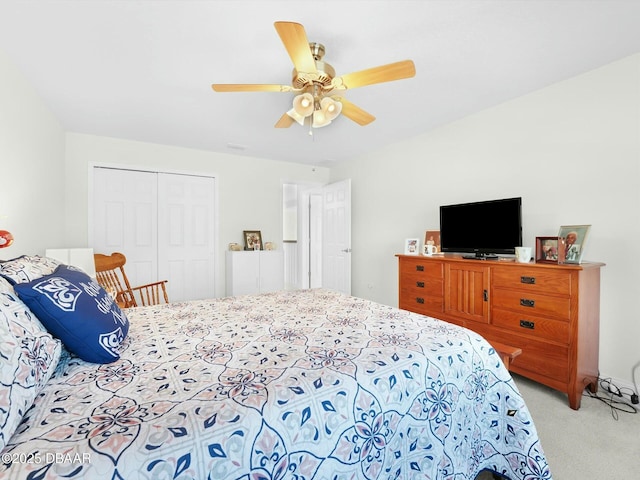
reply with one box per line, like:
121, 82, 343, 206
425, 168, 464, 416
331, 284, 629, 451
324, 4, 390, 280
287, 181, 323, 290
294, 180, 351, 292
297, 187, 323, 289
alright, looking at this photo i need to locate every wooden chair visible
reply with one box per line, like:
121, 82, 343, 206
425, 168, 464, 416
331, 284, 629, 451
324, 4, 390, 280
94, 252, 169, 308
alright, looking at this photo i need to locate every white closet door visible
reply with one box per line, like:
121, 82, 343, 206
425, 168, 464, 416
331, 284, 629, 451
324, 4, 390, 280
93, 167, 159, 289
157, 173, 216, 301
93, 167, 216, 303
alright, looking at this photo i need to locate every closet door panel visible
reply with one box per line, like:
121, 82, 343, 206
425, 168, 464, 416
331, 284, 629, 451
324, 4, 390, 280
93, 168, 158, 289
158, 173, 216, 302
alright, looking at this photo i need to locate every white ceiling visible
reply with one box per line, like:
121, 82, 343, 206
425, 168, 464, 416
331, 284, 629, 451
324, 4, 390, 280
1, 1, 639, 166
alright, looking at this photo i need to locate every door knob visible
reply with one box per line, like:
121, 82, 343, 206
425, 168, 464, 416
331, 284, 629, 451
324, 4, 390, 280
341, 248, 352, 253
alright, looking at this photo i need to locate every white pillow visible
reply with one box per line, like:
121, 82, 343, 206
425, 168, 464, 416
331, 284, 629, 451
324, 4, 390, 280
0, 255, 61, 285
0, 277, 62, 450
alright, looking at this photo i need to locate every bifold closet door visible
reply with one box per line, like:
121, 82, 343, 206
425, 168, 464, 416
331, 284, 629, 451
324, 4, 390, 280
157, 173, 215, 302
93, 168, 159, 289
92, 167, 216, 302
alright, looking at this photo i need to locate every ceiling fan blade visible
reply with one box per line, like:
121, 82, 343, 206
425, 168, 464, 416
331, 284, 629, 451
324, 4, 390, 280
274, 21, 317, 74
212, 84, 293, 93
331, 60, 416, 90
334, 97, 375, 126
275, 113, 295, 128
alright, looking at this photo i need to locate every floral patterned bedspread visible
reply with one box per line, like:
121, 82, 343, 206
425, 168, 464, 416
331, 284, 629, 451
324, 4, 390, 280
2, 289, 551, 479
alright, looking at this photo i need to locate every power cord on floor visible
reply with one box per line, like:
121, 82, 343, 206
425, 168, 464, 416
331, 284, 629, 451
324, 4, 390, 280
600, 377, 638, 403
584, 376, 638, 421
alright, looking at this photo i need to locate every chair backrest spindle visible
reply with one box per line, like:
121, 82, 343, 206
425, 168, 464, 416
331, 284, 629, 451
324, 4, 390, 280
94, 252, 169, 308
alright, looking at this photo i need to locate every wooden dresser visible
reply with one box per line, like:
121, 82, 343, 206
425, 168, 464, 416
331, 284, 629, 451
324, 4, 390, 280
397, 254, 604, 409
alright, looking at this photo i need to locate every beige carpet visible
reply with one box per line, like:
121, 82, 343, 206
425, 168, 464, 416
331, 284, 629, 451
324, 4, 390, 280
482, 374, 640, 479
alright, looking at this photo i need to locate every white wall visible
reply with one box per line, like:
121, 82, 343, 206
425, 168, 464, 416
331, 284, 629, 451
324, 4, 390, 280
63, 133, 330, 297
0, 48, 66, 259
330, 53, 640, 386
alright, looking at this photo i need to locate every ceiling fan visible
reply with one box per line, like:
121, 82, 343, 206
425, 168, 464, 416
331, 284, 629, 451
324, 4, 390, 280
211, 21, 416, 130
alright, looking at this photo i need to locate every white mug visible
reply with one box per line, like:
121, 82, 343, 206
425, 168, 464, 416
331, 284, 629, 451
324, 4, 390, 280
515, 246, 532, 263
423, 244, 437, 256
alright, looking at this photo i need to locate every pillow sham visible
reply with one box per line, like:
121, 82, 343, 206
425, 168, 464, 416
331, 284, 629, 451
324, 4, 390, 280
0, 276, 49, 335
0, 255, 61, 285
14, 265, 129, 364
0, 279, 62, 451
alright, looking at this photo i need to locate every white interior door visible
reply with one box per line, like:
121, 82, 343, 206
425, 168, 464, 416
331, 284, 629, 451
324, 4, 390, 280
92, 167, 216, 302
157, 173, 216, 301
321, 179, 351, 295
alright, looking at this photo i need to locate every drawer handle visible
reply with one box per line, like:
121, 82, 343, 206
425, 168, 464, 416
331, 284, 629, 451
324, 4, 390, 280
520, 298, 535, 308
520, 320, 535, 329
416, 297, 425, 304
416, 265, 424, 272
520, 276, 536, 284
416, 281, 425, 288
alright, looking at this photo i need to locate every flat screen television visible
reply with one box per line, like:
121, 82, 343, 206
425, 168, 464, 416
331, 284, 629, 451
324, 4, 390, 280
439, 197, 522, 259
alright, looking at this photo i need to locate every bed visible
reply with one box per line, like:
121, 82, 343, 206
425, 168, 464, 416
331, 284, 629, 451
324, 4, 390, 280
1, 256, 551, 479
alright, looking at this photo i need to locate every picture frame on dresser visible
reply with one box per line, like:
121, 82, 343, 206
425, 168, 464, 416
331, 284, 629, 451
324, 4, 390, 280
424, 230, 441, 253
558, 224, 590, 264
535, 236, 565, 264
404, 238, 420, 255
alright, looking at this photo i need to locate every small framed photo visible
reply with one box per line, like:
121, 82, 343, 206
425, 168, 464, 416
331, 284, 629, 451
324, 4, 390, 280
425, 230, 441, 253
536, 236, 565, 264
404, 238, 420, 255
558, 225, 591, 264
243, 230, 263, 250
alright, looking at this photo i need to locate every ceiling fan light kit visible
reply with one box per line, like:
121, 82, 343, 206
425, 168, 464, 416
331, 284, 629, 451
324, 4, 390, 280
287, 92, 314, 125
211, 21, 416, 133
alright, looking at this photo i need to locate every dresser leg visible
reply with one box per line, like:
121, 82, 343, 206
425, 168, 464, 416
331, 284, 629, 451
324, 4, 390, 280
568, 378, 598, 410
568, 389, 582, 410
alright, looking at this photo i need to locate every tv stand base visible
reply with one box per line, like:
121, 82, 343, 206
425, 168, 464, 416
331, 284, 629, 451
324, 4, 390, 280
462, 254, 499, 260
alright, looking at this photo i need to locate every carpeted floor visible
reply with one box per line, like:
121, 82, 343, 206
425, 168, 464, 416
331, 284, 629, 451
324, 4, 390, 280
482, 374, 640, 479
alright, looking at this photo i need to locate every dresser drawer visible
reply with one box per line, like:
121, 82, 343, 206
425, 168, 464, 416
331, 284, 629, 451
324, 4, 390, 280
509, 338, 569, 384
399, 257, 443, 280
492, 288, 571, 320
400, 270, 443, 295
483, 329, 569, 384
399, 292, 444, 316
492, 308, 570, 344
492, 267, 572, 296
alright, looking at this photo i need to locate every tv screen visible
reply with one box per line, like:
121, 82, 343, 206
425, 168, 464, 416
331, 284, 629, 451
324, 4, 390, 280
439, 197, 522, 257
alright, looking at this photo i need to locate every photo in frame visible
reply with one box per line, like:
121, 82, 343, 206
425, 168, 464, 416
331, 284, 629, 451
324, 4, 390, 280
424, 230, 441, 253
404, 238, 420, 255
243, 230, 263, 250
558, 225, 591, 264
535, 236, 565, 264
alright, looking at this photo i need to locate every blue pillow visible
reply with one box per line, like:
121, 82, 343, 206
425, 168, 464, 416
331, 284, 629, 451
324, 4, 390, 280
14, 265, 129, 364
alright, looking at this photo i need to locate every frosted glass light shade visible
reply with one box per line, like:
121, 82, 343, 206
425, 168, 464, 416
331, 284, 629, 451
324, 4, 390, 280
292, 93, 314, 117
312, 110, 330, 128
321, 97, 342, 121
286, 108, 307, 125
